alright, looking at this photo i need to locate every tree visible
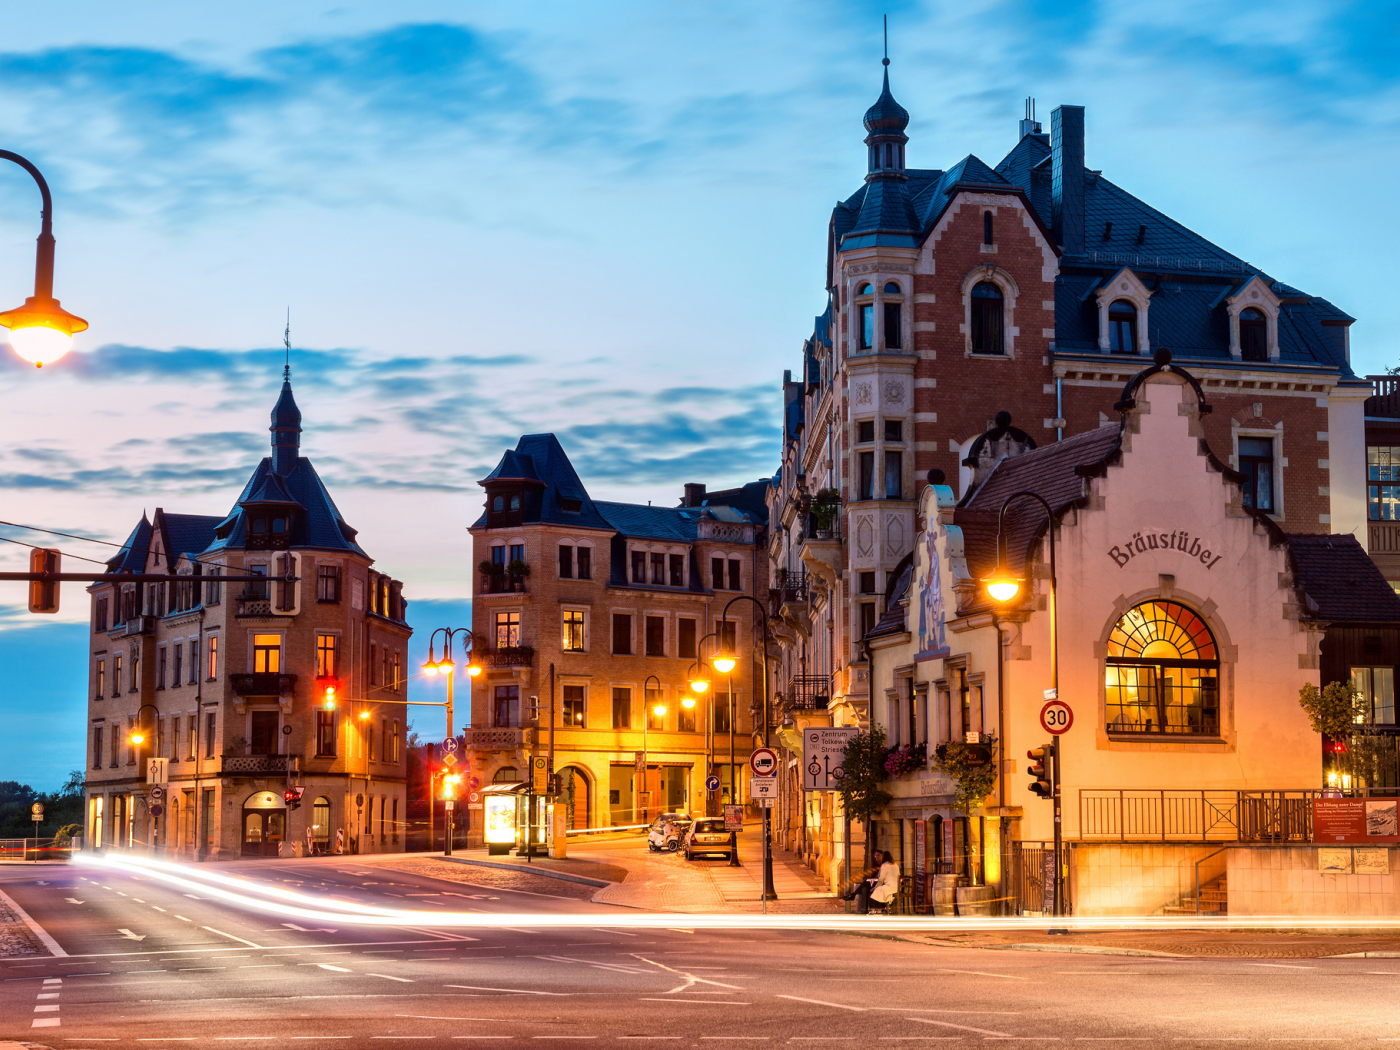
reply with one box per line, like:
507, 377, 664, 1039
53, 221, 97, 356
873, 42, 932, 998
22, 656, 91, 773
1299, 680, 1390, 783
833, 726, 891, 868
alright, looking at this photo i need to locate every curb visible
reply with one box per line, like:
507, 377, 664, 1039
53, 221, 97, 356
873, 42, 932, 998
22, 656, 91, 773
429, 854, 611, 889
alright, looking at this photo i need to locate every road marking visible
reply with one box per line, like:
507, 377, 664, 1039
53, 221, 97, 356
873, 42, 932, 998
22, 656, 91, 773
31, 1018, 61, 1028
367, 973, 415, 982
775, 995, 865, 1011
1251, 963, 1315, 970
215, 1038, 274, 1041
43, 978, 61, 984
65, 897, 85, 904
118, 929, 147, 942
133, 898, 145, 902
618, 1039, 682, 1041
907, 1018, 1019, 1038
37, 992, 60, 998
152, 906, 167, 912
639, 998, 752, 1005
317, 964, 353, 972
599, 928, 638, 936
0, 886, 68, 957
183, 894, 204, 899
34, 1005, 60, 1012
137, 1039, 197, 1042
699, 1039, 769, 1042
533, 1039, 596, 1042
174, 915, 191, 921
372, 1038, 433, 1041
202, 926, 264, 948
239, 964, 284, 968
445, 985, 569, 996
936, 969, 1025, 980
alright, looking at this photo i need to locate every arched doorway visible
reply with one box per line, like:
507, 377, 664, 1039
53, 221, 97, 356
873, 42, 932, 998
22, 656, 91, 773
242, 789, 286, 857
556, 766, 591, 830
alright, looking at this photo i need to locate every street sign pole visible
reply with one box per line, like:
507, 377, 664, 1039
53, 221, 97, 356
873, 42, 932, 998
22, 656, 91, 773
1052, 735, 1063, 920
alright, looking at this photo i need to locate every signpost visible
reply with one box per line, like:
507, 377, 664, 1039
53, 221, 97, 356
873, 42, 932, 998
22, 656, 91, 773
31, 802, 42, 859
1037, 695, 1072, 922
531, 756, 549, 794
802, 727, 858, 791
442, 737, 459, 753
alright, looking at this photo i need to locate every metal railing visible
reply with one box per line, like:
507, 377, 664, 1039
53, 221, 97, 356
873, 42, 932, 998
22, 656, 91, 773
228, 672, 298, 697
1370, 522, 1400, 553
220, 754, 298, 775
1079, 789, 1322, 842
235, 596, 275, 616
482, 646, 534, 668
465, 727, 531, 750
1077, 250, 1253, 274
0, 838, 71, 861
786, 674, 831, 710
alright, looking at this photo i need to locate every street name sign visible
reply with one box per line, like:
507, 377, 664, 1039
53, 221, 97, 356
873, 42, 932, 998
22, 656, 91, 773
1040, 700, 1073, 735
749, 747, 778, 776
802, 727, 858, 791
750, 776, 778, 799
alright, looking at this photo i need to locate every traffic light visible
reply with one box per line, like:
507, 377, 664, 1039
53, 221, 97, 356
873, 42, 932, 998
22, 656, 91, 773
27, 547, 59, 614
1027, 744, 1054, 799
283, 788, 304, 811
442, 774, 461, 800
322, 685, 336, 710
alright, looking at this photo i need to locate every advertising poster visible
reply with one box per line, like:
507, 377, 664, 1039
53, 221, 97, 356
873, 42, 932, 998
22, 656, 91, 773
723, 804, 744, 832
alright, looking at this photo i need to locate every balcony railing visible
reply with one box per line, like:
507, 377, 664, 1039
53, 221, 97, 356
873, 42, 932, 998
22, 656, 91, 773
465, 727, 529, 751
770, 571, 809, 616
114, 615, 156, 636
481, 646, 535, 668
235, 596, 280, 617
1371, 522, 1400, 554
220, 754, 298, 775
1079, 789, 1323, 843
1367, 375, 1400, 418
479, 574, 528, 594
786, 674, 831, 710
229, 673, 298, 697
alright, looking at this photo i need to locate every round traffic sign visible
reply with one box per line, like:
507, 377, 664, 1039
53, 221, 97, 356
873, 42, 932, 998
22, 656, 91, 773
469, 776, 480, 789
442, 737, 459, 752
150, 804, 164, 818
150, 786, 164, 801
30, 802, 43, 815
749, 747, 778, 776
1040, 699, 1073, 735
705, 775, 721, 791
468, 792, 479, 803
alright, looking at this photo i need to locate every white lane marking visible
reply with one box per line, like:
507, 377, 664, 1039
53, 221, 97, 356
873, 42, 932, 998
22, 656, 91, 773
371, 1038, 433, 1041
699, 1039, 768, 1042
65, 897, 85, 904
639, 998, 752, 1005
633, 955, 744, 994
283, 922, 339, 933
775, 994, 865, 1011
118, 929, 147, 941
1251, 963, 1315, 970
239, 965, 284, 969
936, 969, 1026, 980
174, 915, 191, 921
367, 973, 414, 982
536, 954, 648, 974
37, 992, 60, 998
31, 1018, 61, 1028
43, 978, 61, 984
183, 894, 204, 899
908, 1018, 1020, 1038
34, 1005, 61, 1012
317, 963, 353, 972
133, 898, 145, 903
533, 1039, 596, 1042
0, 886, 68, 957
152, 906, 167, 912
202, 926, 263, 948
601, 929, 638, 936
618, 1039, 682, 1042
444, 985, 569, 996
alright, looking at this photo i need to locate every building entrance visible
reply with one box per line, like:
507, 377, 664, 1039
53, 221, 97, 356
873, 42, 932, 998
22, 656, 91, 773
242, 789, 287, 857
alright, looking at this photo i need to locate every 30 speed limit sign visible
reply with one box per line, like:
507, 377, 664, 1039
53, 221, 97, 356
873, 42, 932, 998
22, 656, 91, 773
1040, 699, 1073, 735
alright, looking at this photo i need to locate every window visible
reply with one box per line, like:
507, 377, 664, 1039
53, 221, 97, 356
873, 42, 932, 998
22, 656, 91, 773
632, 551, 646, 584
859, 303, 874, 350
316, 634, 337, 677
678, 618, 698, 659
859, 571, 876, 594
859, 602, 876, 638
563, 685, 585, 727
157, 717, 166, 758
859, 451, 875, 500
669, 554, 685, 588
612, 613, 633, 655
509, 495, 521, 513
1238, 437, 1275, 514
678, 703, 696, 733
1105, 601, 1219, 736
491, 545, 506, 568
884, 451, 903, 499
96, 660, 105, 700
173, 644, 183, 688
316, 710, 336, 756
560, 498, 582, 513
251, 710, 278, 754
253, 634, 281, 674
577, 547, 592, 580
983, 210, 993, 245
647, 688, 665, 730
884, 419, 902, 442
970, 282, 1004, 354
716, 618, 737, 655
95, 597, 108, 633
93, 727, 103, 769
883, 302, 901, 350
857, 420, 875, 443
495, 611, 520, 649
189, 639, 198, 685
1108, 300, 1137, 354
1368, 447, 1400, 521
1240, 308, 1267, 362
712, 557, 725, 590
509, 543, 524, 564
728, 559, 741, 592
392, 652, 401, 691
563, 609, 586, 652
205, 567, 222, 606
646, 616, 666, 657
494, 685, 520, 727
157, 647, 166, 690
206, 634, 218, 680
612, 687, 632, 729
559, 544, 574, 578
205, 712, 217, 758
188, 715, 196, 760
714, 690, 732, 733
392, 722, 400, 762
1352, 667, 1396, 725
247, 564, 268, 599
651, 552, 665, 586
131, 652, 139, 692
317, 564, 341, 602
369, 643, 379, 686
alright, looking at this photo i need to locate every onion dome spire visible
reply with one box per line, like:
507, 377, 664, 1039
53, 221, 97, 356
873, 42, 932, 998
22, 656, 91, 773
863, 27, 909, 181
270, 319, 302, 476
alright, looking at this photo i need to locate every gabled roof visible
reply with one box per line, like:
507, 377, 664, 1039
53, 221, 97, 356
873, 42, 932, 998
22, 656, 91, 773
156, 510, 223, 566
1286, 534, 1400, 622
239, 468, 298, 506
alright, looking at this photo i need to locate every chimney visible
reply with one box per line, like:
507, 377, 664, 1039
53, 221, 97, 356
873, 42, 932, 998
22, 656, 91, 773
683, 483, 707, 507
1018, 97, 1042, 139
1050, 105, 1085, 256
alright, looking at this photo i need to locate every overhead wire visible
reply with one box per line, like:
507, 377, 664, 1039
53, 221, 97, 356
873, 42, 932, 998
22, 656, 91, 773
0, 533, 111, 566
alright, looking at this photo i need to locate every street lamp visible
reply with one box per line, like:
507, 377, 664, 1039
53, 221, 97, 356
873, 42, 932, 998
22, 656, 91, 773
422, 627, 480, 741
714, 595, 777, 901
127, 703, 160, 851
982, 488, 1062, 917
640, 674, 667, 824
0, 151, 87, 367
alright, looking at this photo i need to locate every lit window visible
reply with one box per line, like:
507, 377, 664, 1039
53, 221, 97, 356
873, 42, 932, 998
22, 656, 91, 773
253, 634, 281, 674
495, 611, 520, 649
563, 609, 586, 652
1352, 667, 1395, 725
316, 634, 337, 677
563, 685, 585, 727
1105, 601, 1219, 736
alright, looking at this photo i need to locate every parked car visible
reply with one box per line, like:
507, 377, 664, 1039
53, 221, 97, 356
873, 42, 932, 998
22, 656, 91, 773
647, 813, 692, 852
683, 817, 734, 861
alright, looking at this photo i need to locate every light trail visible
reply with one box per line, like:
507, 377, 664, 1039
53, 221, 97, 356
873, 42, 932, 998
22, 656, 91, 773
75, 852, 1400, 934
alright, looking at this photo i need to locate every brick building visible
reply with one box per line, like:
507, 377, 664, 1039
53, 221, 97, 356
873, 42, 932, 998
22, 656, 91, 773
465, 434, 769, 836
765, 66, 1370, 880
83, 370, 413, 859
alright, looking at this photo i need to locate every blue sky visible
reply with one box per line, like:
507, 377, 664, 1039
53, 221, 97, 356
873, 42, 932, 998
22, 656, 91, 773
1, 0, 1397, 789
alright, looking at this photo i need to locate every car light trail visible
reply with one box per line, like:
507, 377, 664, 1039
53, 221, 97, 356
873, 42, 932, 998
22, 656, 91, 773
74, 852, 1400, 934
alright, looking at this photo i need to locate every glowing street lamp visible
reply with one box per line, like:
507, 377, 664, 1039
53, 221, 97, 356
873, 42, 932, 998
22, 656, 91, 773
711, 651, 736, 674
981, 565, 1024, 604
0, 151, 87, 367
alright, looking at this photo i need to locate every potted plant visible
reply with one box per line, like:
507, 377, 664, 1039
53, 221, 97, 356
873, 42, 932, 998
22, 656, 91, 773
506, 559, 531, 578
478, 559, 505, 578
932, 738, 1000, 915
811, 488, 841, 538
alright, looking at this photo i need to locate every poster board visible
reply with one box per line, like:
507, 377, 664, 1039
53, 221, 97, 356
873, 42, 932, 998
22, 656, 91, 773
1313, 798, 1400, 843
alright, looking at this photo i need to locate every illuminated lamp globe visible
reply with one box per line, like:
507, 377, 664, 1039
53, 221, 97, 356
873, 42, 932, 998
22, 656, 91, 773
422, 662, 438, 676
982, 566, 1023, 604
128, 730, 146, 746
711, 652, 736, 674
681, 695, 696, 710
358, 708, 371, 720
1, 296, 87, 368
689, 677, 709, 694
466, 662, 482, 677
652, 704, 668, 719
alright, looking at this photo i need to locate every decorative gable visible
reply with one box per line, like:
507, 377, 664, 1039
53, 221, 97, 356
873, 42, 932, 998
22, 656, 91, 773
1094, 268, 1153, 355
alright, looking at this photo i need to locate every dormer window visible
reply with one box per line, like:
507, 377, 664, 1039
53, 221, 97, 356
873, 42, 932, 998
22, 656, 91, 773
272, 517, 286, 534
970, 282, 1004, 355
1109, 301, 1137, 354
510, 494, 521, 511
252, 518, 267, 534
493, 496, 504, 512
1240, 308, 1267, 362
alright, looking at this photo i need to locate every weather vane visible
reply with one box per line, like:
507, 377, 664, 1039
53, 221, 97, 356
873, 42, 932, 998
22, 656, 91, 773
283, 307, 291, 380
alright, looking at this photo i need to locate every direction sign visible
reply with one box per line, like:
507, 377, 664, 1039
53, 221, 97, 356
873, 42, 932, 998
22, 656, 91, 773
149, 804, 164, 818
749, 747, 778, 776
30, 802, 43, 816
802, 727, 858, 791
150, 786, 164, 802
750, 776, 778, 799
442, 737, 459, 753
1040, 699, 1073, 735
705, 774, 721, 791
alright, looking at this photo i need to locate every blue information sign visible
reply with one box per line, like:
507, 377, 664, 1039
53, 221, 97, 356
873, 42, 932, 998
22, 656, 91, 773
705, 775, 721, 791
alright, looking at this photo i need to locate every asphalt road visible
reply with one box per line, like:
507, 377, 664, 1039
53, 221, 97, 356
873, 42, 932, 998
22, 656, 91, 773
2, 855, 1399, 1048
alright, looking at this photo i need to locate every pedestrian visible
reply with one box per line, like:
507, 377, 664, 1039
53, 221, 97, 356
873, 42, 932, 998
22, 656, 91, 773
867, 851, 900, 914
839, 857, 880, 911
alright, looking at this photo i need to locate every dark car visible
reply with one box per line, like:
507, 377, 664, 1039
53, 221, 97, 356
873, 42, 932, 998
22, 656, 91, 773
683, 817, 735, 861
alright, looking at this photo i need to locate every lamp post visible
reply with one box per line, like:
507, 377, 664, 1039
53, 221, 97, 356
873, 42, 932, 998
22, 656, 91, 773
641, 675, 667, 824
126, 704, 160, 851
0, 151, 88, 367
422, 628, 481, 850
981, 489, 1062, 918
713, 595, 776, 901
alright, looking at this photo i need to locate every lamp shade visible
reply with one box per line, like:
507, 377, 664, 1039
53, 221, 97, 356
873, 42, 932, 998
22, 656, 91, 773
711, 652, 737, 674
982, 565, 1023, 603
0, 295, 87, 367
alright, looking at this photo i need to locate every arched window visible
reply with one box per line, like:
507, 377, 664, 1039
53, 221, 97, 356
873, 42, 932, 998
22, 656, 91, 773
271, 517, 285, 534
494, 766, 520, 784
1109, 300, 1137, 354
883, 282, 901, 295
983, 210, 993, 245
855, 284, 874, 351
857, 283, 873, 296
311, 796, 331, 848
1240, 308, 1267, 362
252, 518, 267, 535
1106, 601, 1220, 736
492, 496, 504, 512
970, 282, 1004, 355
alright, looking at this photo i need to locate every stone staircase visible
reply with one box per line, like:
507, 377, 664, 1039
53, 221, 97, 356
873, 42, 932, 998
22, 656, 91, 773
1163, 874, 1227, 915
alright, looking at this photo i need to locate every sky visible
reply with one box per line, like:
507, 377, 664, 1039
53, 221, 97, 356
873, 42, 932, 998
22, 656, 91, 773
0, 0, 1397, 790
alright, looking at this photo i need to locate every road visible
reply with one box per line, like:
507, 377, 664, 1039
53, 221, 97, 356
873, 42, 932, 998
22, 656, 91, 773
2, 854, 1398, 1047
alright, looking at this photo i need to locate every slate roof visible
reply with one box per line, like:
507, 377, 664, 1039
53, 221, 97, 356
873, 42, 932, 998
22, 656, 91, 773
867, 554, 914, 639
159, 512, 223, 564
203, 455, 366, 556
1286, 534, 1400, 622
107, 514, 153, 573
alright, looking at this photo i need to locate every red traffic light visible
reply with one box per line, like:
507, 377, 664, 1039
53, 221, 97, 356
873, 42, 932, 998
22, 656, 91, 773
1027, 745, 1053, 800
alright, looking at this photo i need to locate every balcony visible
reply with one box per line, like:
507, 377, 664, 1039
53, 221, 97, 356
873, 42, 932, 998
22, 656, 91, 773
113, 615, 156, 637
235, 595, 283, 617
220, 754, 298, 775
785, 674, 831, 711
481, 646, 535, 669
1367, 375, 1400, 419
770, 570, 809, 615
1371, 522, 1400, 554
229, 673, 297, 697
479, 574, 528, 595
465, 727, 533, 751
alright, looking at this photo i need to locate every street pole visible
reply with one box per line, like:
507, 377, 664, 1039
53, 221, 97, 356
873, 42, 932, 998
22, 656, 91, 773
719, 596, 776, 901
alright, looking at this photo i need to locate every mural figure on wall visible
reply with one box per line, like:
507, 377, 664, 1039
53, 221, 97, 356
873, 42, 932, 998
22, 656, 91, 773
917, 525, 947, 658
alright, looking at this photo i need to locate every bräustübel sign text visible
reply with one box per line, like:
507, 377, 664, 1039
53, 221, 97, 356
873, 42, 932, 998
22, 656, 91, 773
1107, 529, 1223, 570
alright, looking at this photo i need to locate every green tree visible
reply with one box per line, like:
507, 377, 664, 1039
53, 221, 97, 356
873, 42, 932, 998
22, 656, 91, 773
932, 741, 999, 815
1299, 680, 1390, 783
833, 726, 891, 868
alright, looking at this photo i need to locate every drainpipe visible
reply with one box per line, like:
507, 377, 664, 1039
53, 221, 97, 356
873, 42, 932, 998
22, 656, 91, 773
196, 605, 205, 862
